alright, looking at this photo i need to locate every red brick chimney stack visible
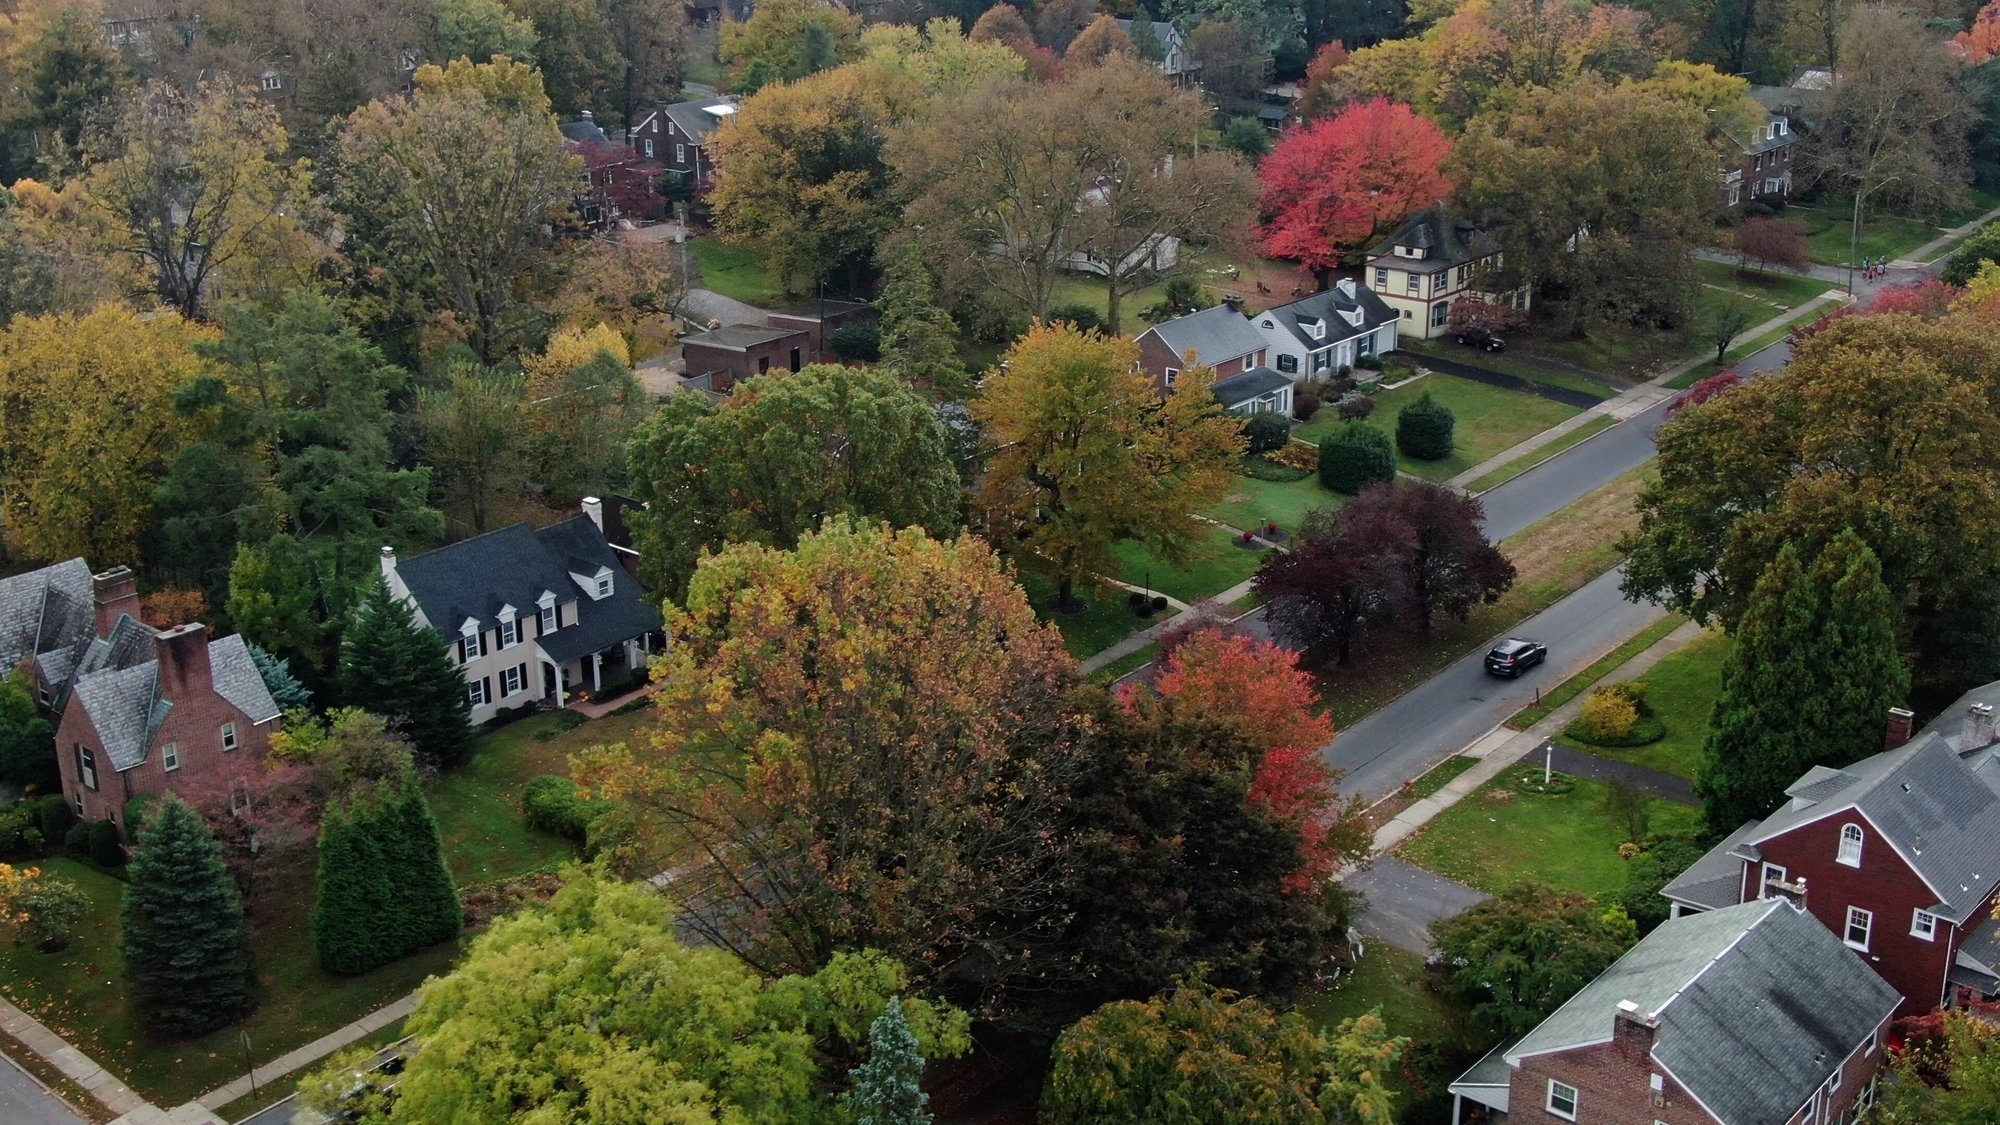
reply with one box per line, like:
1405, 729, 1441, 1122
91, 567, 141, 638
1612, 1000, 1658, 1060
153, 622, 212, 700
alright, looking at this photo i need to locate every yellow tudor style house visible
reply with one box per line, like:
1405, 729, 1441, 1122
1365, 208, 1531, 340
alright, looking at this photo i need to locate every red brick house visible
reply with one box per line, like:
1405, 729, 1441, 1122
561, 113, 665, 226
627, 97, 737, 195
680, 324, 809, 392
53, 588, 281, 837
1662, 700, 2000, 1018
1450, 898, 1899, 1125
0, 557, 100, 711
1133, 301, 1269, 394
1722, 108, 1796, 209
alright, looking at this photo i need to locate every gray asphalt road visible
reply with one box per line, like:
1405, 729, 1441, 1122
0, 1054, 85, 1125
1344, 856, 1489, 954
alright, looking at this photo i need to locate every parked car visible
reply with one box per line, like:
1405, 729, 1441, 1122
1455, 326, 1506, 352
1484, 637, 1547, 677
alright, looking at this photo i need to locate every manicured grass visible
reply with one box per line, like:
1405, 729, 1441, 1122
1202, 469, 1344, 535
1048, 275, 1172, 335
1105, 525, 1272, 606
429, 709, 657, 886
0, 857, 461, 1108
1463, 415, 1619, 493
1090, 643, 1159, 685
1291, 373, 1584, 481
1509, 615, 1686, 729
1583, 629, 1731, 780
1791, 203, 1940, 268
1014, 567, 1168, 659
1315, 465, 1655, 728
1400, 767, 1702, 900
687, 238, 787, 307
1410, 755, 1480, 800
1694, 260, 1837, 309
1510, 319, 1691, 382
1298, 942, 1487, 1119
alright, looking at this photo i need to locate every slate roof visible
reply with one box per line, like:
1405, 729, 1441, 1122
1743, 732, 2000, 922
1660, 820, 1760, 911
662, 98, 736, 145
1141, 304, 1268, 368
1509, 899, 1899, 1125
1211, 366, 1292, 408
1955, 916, 2000, 993
1917, 680, 2000, 757
393, 517, 662, 667
1257, 284, 1398, 351
0, 558, 95, 680
1366, 208, 1498, 271
67, 629, 279, 772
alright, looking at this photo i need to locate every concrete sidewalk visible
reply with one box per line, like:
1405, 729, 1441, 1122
193, 994, 417, 1112
1076, 575, 1260, 676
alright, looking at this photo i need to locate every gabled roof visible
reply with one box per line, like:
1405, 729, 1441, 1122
68, 629, 278, 771
683, 324, 802, 351
1509, 899, 1898, 1125
1366, 208, 1498, 271
560, 117, 610, 144
1256, 283, 1398, 351
1140, 304, 1267, 369
662, 98, 737, 145
1743, 732, 2000, 921
1660, 819, 1760, 911
0, 558, 94, 678
1211, 366, 1292, 408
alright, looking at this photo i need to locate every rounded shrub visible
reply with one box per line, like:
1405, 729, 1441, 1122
0, 801, 39, 859
1318, 421, 1396, 494
1336, 392, 1375, 420
829, 323, 881, 363
522, 775, 606, 842
1396, 391, 1455, 461
62, 821, 89, 857
88, 818, 125, 867
1045, 304, 1105, 334
1292, 391, 1321, 422
1242, 414, 1291, 455
15, 876, 89, 952
35, 795, 75, 849
1574, 687, 1638, 743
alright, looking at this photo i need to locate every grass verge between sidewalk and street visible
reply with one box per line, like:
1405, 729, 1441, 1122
1507, 615, 1686, 729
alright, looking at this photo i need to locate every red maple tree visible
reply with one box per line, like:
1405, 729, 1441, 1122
1258, 97, 1454, 284
1867, 278, 1961, 318
1666, 370, 1741, 419
1446, 295, 1527, 336
1957, 1, 2000, 62
1137, 628, 1367, 890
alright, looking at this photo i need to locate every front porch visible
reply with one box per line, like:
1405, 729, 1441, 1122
539, 631, 662, 711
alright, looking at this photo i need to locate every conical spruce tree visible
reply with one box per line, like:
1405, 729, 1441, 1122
381, 765, 463, 956
338, 577, 470, 769
313, 763, 462, 975
849, 996, 931, 1125
122, 795, 257, 1035
1805, 529, 1909, 768
1696, 545, 1822, 836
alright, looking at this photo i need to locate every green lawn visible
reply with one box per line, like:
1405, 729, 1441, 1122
0, 858, 461, 1109
1298, 942, 1491, 1121
1410, 755, 1480, 800
1581, 629, 1731, 781
1399, 338, 1620, 400
687, 238, 787, 307
1509, 616, 1686, 730
1090, 643, 1160, 684
1509, 319, 1691, 382
1791, 202, 1941, 268
1695, 260, 1837, 309
1202, 469, 1344, 535
1400, 768, 1701, 900
1049, 275, 1172, 334
1014, 567, 1168, 659
1463, 415, 1619, 493
1293, 373, 1584, 482
1664, 304, 1826, 389
1105, 525, 1271, 605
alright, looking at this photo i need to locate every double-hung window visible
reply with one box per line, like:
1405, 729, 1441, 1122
1405, 272, 1421, 294
1912, 909, 1938, 941
468, 679, 492, 708
1164, 367, 1179, 387
162, 742, 179, 772
76, 746, 97, 790
1373, 268, 1389, 288
1546, 1080, 1578, 1120
643, 138, 654, 157
461, 627, 485, 663
502, 664, 526, 697
220, 722, 238, 752
676, 143, 686, 162
1761, 862, 1787, 896
1845, 906, 1873, 950
597, 575, 614, 598
540, 602, 559, 634
500, 618, 519, 648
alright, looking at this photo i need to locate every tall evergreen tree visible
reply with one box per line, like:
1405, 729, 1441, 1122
313, 763, 462, 974
877, 245, 971, 402
121, 796, 257, 1035
1696, 532, 1908, 836
246, 642, 313, 712
849, 996, 931, 1125
338, 578, 471, 769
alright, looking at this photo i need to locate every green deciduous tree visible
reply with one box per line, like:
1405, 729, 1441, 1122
122, 795, 257, 1035
1695, 532, 1907, 835
1616, 835, 1708, 935
1874, 1009, 2000, 1125
1429, 881, 1636, 1038
301, 869, 969, 1124
1, 8, 128, 183
415, 365, 526, 534
974, 322, 1242, 608
877, 244, 972, 401
311, 761, 461, 974
719, 0, 862, 90
625, 364, 963, 601
338, 578, 472, 769
0, 666, 55, 792
1042, 980, 1401, 1125
228, 535, 329, 672
520, 324, 646, 503
848, 996, 931, 1125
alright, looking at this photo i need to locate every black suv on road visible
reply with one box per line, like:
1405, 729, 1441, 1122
1485, 638, 1547, 677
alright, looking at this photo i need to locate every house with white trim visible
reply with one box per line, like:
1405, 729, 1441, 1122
1248, 278, 1399, 380
1365, 208, 1530, 340
1449, 898, 1898, 1125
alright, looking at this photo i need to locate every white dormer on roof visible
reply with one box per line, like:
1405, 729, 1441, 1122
497, 604, 516, 621
571, 566, 615, 600
1300, 316, 1325, 341
460, 617, 481, 634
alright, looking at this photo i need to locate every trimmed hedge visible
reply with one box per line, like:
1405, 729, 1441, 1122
829, 323, 882, 362
1396, 392, 1455, 460
34, 795, 74, 849
522, 775, 610, 841
89, 818, 126, 867
1242, 414, 1291, 455
1318, 421, 1396, 494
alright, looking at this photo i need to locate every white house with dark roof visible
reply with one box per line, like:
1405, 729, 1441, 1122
1210, 367, 1293, 416
1113, 19, 1194, 85
1366, 208, 1529, 339
379, 513, 664, 725
1249, 278, 1400, 379
1450, 898, 1899, 1125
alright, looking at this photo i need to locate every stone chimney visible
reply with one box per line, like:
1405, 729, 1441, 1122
1968, 703, 1996, 749
581, 496, 604, 532
1612, 1000, 1658, 1060
92, 567, 141, 637
1885, 707, 1916, 749
153, 622, 212, 701
1768, 875, 1808, 911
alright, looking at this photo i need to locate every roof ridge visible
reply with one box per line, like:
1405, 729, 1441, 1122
1649, 899, 1784, 1022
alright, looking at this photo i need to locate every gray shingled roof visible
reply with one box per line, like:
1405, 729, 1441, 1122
394, 517, 662, 665
560, 117, 610, 144
1510, 899, 1898, 1125
1142, 304, 1268, 369
662, 99, 736, 145
0, 558, 94, 677
68, 628, 280, 771
1366, 208, 1498, 271
210, 634, 280, 724
1744, 732, 2000, 921
1660, 820, 1759, 911
1211, 366, 1292, 408
1257, 284, 1398, 352
683, 324, 799, 351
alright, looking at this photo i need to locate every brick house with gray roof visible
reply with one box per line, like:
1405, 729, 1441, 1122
1450, 898, 1899, 1125
1134, 301, 1270, 394
1661, 696, 2000, 1018
627, 97, 737, 193
0, 557, 102, 710
379, 514, 663, 726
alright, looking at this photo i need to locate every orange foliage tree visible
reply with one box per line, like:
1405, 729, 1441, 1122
1957, 1, 2000, 63
139, 586, 210, 630
1258, 97, 1453, 284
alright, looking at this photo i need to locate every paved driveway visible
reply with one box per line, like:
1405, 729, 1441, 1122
1344, 856, 1487, 954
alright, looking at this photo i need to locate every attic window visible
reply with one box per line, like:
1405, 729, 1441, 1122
1837, 823, 1863, 866
597, 572, 614, 599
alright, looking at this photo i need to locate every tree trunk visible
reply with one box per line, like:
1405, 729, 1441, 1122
1058, 573, 1076, 610
1105, 273, 1122, 336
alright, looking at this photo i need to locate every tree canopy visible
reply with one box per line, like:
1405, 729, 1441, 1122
1430, 881, 1636, 1038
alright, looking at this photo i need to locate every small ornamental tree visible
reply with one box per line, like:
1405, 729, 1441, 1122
15, 876, 88, 952
848, 996, 931, 1125
337, 577, 471, 770
1446, 296, 1526, 337
313, 763, 462, 974
1318, 421, 1395, 493
1395, 392, 1454, 460
1243, 413, 1291, 455
1868, 278, 1961, 318
122, 795, 257, 1035
1430, 881, 1637, 1038
1665, 370, 1741, 419
1731, 216, 1810, 274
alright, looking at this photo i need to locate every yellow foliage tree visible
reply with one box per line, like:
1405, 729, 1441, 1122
0, 306, 212, 563
1576, 686, 1639, 743
521, 324, 645, 500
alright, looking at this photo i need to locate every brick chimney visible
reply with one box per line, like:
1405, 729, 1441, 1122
153, 622, 212, 701
1768, 875, 1808, 911
1222, 294, 1244, 314
92, 567, 141, 637
1885, 707, 1916, 749
581, 496, 604, 532
1968, 703, 1996, 749
1612, 1000, 1658, 1060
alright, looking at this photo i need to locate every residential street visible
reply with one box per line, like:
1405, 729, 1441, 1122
0, 1058, 83, 1125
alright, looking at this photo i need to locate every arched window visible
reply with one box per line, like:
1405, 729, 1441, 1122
1838, 823, 1864, 867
